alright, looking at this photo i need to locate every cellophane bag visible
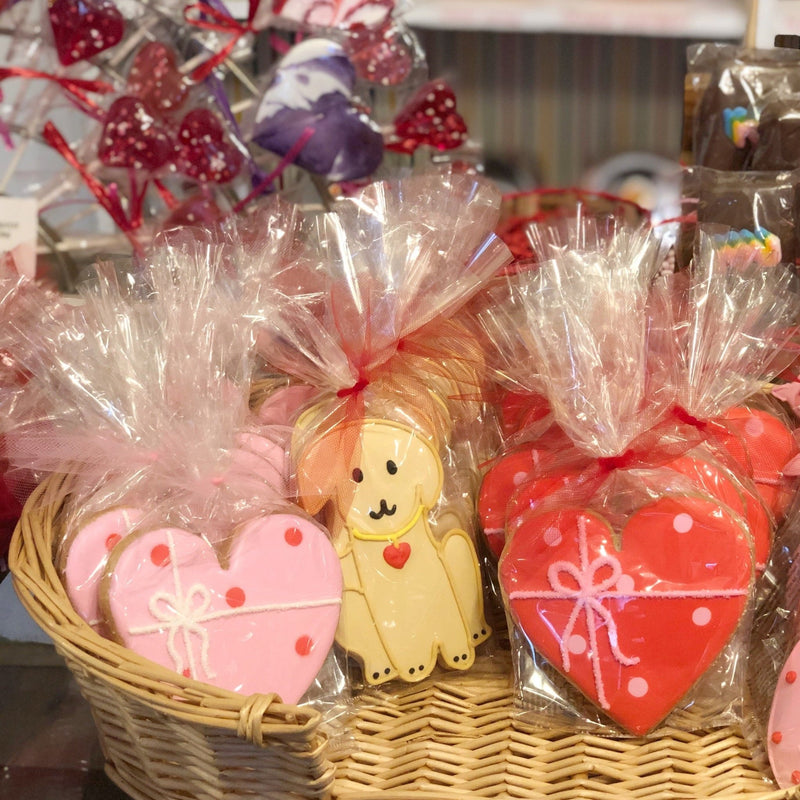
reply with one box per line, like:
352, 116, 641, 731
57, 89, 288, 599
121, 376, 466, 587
244, 171, 512, 689
677, 166, 800, 269
687, 43, 800, 171
658, 231, 800, 577
495, 220, 759, 736
2, 219, 352, 722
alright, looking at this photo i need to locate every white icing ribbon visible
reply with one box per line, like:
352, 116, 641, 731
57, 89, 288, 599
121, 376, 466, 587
509, 515, 747, 711
125, 530, 341, 681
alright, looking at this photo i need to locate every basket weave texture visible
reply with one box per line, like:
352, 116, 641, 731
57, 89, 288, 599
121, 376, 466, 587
10, 473, 800, 800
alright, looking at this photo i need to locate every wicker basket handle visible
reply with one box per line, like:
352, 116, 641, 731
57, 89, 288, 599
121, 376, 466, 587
237, 693, 280, 745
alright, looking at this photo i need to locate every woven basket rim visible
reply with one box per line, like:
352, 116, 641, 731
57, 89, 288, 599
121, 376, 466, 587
9, 472, 324, 741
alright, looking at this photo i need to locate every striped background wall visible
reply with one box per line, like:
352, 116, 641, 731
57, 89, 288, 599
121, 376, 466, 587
413, 29, 711, 188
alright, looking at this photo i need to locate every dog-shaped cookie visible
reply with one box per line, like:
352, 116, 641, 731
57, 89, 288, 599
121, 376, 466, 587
296, 417, 490, 684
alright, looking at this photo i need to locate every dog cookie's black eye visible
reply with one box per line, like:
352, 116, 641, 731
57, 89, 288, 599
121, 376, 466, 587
386, 460, 398, 475
352, 467, 364, 483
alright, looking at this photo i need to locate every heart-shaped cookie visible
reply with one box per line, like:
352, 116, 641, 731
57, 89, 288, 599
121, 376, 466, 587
665, 453, 772, 571
127, 42, 189, 115
98, 97, 174, 172
174, 109, 243, 184
719, 406, 798, 521
386, 79, 468, 155
48, 0, 124, 66
250, 38, 384, 182
768, 640, 800, 788
500, 496, 752, 734
61, 507, 145, 630
102, 514, 342, 703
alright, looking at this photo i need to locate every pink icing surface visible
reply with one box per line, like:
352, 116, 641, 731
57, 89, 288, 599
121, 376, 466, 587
769, 640, 800, 788
64, 507, 145, 628
104, 514, 342, 703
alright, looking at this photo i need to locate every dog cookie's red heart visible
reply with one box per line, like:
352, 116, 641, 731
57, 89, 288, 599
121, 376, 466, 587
127, 42, 189, 115
383, 541, 410, 569
98, 97, 174, 172
175, 109, 243, 184
720, 406, 798, 521
500, 496, 752, 734
48, 0, 124, 66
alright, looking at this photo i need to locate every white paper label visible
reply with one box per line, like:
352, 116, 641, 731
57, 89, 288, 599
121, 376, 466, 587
0, 196, 38, 278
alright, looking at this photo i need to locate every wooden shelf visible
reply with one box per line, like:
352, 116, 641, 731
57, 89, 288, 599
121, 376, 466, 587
404, 0, 747, 39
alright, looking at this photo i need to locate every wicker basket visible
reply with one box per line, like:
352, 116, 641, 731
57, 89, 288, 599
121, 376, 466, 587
10, 473, 800, 800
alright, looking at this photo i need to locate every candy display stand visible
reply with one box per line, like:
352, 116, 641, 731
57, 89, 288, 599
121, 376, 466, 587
10, 471, 799, 800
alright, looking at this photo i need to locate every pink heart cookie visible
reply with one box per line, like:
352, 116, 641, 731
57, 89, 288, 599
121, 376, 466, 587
768, 640, 800, 788
500, 496, 752, 734
61, 507, 145, 630
102, 514, 342, 703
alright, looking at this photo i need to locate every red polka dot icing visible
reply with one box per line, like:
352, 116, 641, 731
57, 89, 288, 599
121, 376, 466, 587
150, 544, 170, 567
284, 527, 303, 547
295, 635, 314, 656
225, 587, 245, 608
104, 515, 342, 703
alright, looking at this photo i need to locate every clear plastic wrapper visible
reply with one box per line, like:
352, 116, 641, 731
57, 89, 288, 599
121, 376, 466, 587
660, 231, 800, 531
491, 221, 757, 736
1, 224, 352, 718
244, 172, 512, 687
687, 43, 800, 171
678, 167, 800, 270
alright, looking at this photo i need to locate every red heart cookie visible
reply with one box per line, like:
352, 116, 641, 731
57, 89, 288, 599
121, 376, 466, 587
478, 434, 567, 559
174, 109, 243, 184
500, 496, 752, 734
98, 97, 174, 172
666, 453, 772, 571
387, 80, 468, 155
127, 42, 189, 115
719, 406, 798, 521
48, 0, 124, 66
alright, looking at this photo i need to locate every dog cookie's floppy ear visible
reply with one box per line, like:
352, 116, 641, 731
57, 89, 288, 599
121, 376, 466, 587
295, 430, 339, 515
414, 432, 445, 509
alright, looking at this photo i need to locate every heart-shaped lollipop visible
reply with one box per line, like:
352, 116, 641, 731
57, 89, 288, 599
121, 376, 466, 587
344, 18, 416, 86
250, 38, 384, 182
127, 42, 189, 115
386, 79, 468, 155
98, 97, 174, 172
175, 109, 243, 184
48, 0, 124, 66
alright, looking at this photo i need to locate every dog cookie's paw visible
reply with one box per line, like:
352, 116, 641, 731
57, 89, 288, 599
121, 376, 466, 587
365, 664, 398, 684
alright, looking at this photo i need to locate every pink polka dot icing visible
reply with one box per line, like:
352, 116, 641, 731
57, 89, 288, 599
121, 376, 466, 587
63, 507, 145, 629
102, 514, 343, 703
672, 513, 693, 533
628, 677, 649, 698
692, 607, 712, 627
